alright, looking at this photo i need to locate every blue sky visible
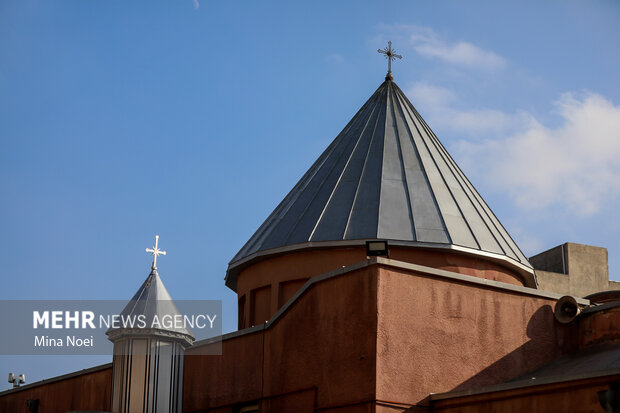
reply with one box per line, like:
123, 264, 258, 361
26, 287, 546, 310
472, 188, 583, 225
1, 0, 619, 385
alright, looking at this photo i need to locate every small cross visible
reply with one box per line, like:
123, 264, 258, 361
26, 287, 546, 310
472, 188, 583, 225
377, 41, 402, 79
145, 235, 166, 269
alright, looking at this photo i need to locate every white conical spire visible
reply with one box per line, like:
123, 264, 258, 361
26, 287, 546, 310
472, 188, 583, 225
108, 236, 192, 413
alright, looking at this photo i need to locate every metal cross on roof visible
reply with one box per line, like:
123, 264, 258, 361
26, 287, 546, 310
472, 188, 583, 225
145, 235, 166, 269
377, 41, 402, 79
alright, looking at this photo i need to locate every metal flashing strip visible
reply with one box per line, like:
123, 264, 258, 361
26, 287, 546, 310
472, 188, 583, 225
430, 367, 620, 402
581, 300, 620, 315
373, 257, 580, 303
196, 258, 579, 350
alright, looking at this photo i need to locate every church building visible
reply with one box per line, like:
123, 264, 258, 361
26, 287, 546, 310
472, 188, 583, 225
1, 43, 619, 413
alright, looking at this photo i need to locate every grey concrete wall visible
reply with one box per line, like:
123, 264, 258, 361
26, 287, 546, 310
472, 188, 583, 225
535, 270, 569, 294
531, 243, 611, 297
530, 245, 567, 274
565, 243, 609, 296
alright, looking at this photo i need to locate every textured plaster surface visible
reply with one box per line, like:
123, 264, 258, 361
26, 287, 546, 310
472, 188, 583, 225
185, 267, 378, 412
236, 247, 525, 329
532, 243, 611, 297
375, 265, 570, 408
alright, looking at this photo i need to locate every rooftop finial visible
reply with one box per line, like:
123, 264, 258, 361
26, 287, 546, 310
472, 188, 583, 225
145, 235, 166, 270
377, 41, 402, 81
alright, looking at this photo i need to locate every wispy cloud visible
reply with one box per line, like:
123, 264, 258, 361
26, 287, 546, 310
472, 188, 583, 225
406, 81, 620, 215
380, 25, 620, 216
401, 26, 506, 70
456, 92, 620, 215
325, 53, 345, 64
406, 82, 527, 137
192, 0, 199, 10
407, 82, 456, 107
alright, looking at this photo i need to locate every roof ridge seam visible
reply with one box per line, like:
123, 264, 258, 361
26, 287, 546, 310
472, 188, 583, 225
420, 117, 502, 254
309, 99, 381, 241
395, 85, 482, 250
401, 87, 511, 258
344, 86, 387, 238
231, 88, 385, 261
392, 86, 449, 242
437, 140, 520, 260
280, 88, 381, 246
374, 83, 389, 239
428, 133, 528, 262
387, 84, 417, 240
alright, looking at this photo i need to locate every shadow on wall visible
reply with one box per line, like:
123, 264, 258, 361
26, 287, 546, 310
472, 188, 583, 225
449, 305, 574, 394
405, 305, 573, 412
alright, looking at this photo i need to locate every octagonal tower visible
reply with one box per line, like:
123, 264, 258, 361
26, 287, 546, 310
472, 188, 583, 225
107, 237, 194, 413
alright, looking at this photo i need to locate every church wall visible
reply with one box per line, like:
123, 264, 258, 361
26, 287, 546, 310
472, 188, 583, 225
235, 246, 526, 329
250, 285, 271, 327
184, 332, 264, 411
235, 247, 366, 329
375, 265, 573, 409
0, 364, 111, 413
184, 266, 378, 412
261, 266, 378, 410
0, 259, 554, 413
430, 374, 620, 412
388, 247, 524, 287
578, 305, 620, 349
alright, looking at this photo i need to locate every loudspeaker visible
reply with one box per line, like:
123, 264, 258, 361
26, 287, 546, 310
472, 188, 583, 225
554, 295, 580, 324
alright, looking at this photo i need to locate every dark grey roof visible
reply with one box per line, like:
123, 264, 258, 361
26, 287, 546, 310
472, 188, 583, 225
516, 343, 620, 382
226, 79, 533, 289
431, 343, 620, 401
107, 268, 194, 342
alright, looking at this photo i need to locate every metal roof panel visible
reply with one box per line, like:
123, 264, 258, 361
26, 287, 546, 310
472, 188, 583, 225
226, 79, 533, 289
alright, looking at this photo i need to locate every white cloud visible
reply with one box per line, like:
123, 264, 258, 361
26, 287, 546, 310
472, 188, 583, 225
456, 92, 620, 215
406, 26, 506, 70
406, 82, 528, 137
378, 25, 620, 216
192, 0, 199, 10
407, 82, 456, 107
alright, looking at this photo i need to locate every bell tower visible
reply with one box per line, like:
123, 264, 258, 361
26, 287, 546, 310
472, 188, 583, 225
107, 236, 194, 413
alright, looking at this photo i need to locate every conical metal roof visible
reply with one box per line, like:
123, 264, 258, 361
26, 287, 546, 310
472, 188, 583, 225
107, 268, 194, 343
227, 79, 534, 289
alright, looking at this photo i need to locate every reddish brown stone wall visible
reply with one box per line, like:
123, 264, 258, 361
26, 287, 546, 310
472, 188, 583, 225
251, 285, 271, 326
235, 246, 525, 329
0, 260, 560, 413
579, 306, 620, 349
236, 248, 365, 329
389, 247, 524, 287
0, 365, 111, 413
184, 332, 264, 411
187, 260, 559, 412
184, 266, 379, 412
375, 265, 571, 409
